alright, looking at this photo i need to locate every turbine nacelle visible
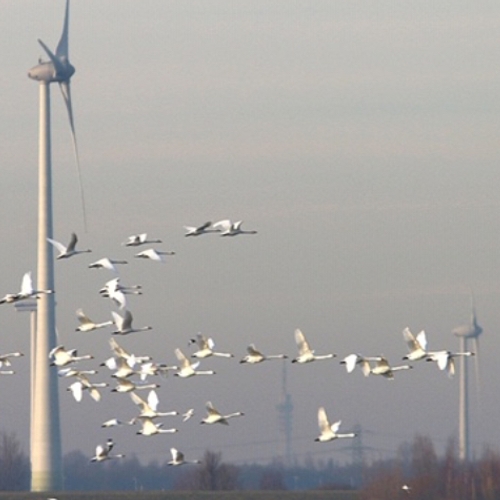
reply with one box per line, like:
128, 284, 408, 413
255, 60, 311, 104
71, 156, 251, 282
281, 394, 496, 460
28, 59, 75, 83
28, 35, 75, 84
453, 290, 483, 339
452, 323, 482, 339
452, 312, 482, 339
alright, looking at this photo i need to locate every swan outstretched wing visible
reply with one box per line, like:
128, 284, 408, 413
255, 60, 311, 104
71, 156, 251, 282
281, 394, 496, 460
196, 333, 209, 349
212, 220, 231, 232
147, 390, 159, 411
76, 308, 93, 325
330, 419, 341, 434
206, 401, 220, 416
130, 391, 147, 409
403, 327, 418, 350
20, 272, 34, 295
415, 330, 427, 351
317, 407, 330, 433
111, 311, 124, 330
69, 381, 83, 402
342, 354, 360, 373
47, 237, 67, 254
376, 356, 390, 369
67, 232, 78, 252
122, 310, 133, 330
247, 344, 261, 356
95, 444, 105, 458
294, 329, 311, 355
432, 351, 449, 371
175, 348, 189, 367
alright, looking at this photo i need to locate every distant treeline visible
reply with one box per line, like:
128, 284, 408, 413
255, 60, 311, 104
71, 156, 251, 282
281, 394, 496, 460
2, 431, 500, 499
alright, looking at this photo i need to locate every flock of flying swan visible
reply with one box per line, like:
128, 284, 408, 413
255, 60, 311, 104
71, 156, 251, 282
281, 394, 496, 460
0, 221, 472, 465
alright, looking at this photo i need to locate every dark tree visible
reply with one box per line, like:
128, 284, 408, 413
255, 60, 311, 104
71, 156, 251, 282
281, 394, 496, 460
175, 449, 239, 490
0, 431, 30, 490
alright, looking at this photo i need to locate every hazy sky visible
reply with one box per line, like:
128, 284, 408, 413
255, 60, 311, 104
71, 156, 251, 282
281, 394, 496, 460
1, 0, 500, 474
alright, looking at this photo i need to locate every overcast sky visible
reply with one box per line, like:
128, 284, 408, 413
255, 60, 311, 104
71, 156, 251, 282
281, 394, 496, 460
0, 0, 500, 473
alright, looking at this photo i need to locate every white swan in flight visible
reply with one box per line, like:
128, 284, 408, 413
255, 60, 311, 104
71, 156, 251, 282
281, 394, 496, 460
367, 356, 413, 379
340, 354, 375, 376
111, 310, 152, 335
122, 233, 162, 247
137, 361, 176, 381
101, 418, 133, 428
201, 401, 244, 425
182, 409, 194, 422
0, 271, 53, 305
174, 348, 215, 378
109, 337, 151, 365
133, 416, 178, 436
130, 390, 178, 419
47, 232, 91, 259
134, 248, 175, 263
240, 344, 287, 364
58, 367, 97, 378
100, 277, 142, 310
402, 327, 430, 361
111, 377, 159, 393
426, 350, 474, 378
67, 374, 108, 402
315, 407, 356, 442
100, 278, 142, 296
291, 329, 336, 364
168, 447, 201, 466
90, 439, 125, 462
0, 351, 23, 368
104, 356, 137, 379
212, 219, 257, 236
49, 345, 93, 367
88, 257, 128, 272
190, 333, 233, 359
184, 221, 216, 237
75, 308, 113, 332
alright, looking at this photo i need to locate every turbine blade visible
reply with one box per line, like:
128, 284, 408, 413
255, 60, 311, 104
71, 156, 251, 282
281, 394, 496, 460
469, 288, 475, 324
58, 81, 88, 232
38, 39, 63, 74
56, 0, 70, 59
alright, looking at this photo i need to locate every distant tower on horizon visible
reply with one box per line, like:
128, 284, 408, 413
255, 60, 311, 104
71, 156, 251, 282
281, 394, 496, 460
276, 362, 293, 466
350, 423, 364, 488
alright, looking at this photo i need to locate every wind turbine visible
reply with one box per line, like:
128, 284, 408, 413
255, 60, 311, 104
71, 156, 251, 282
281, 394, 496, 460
452, 292, 482, 462
27, 0, 83, 491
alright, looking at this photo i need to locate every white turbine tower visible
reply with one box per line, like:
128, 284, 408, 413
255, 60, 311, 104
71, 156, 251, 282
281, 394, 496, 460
452, 293, 482, 462
27, 0, 83, 491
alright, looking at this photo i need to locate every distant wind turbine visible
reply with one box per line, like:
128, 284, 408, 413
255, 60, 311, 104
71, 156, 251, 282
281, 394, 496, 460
27, 0, 85, 490
452, 291, 482, 462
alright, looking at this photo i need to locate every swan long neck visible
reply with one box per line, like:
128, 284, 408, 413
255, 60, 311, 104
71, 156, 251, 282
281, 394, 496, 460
315, 354, 335, 360
224, 412, 242, 419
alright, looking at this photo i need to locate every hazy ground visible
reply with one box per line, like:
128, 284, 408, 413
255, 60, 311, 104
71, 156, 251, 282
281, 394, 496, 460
0, 491, 358, 500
